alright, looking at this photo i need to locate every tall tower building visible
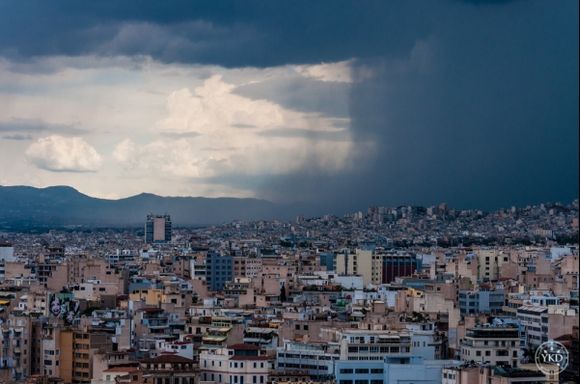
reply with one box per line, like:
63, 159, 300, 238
145, 214, 172, 244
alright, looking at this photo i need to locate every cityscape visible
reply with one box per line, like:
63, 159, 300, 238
0, 1, 578, 384
0, 199, 577, 383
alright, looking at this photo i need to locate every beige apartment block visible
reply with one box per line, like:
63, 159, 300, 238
335, 249, 381, 286
475, 249, 508, 281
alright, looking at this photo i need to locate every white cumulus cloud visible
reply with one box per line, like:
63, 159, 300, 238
158, 74, 292, 134
112, 138, 138, 164
294, 60, 354, 83
113, 75, 360, 179
1, 55, 370, 198
25, 135, 103, 172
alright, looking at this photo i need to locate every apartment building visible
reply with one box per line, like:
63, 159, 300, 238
140, 354, 195, 384
459, 287, 505, 315
460, 325, 519, 367
516, 305, 548, 350
0, 315, 33, 381
276, 340, 339, 377
476, 249, 508, 281
336, 249, 382, 286
200, 344, 271, 384
72, 328, 114, 383
337, 329, 412, 361
336, 356, 461, 384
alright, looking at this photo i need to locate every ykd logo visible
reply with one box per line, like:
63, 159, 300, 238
535, 341, 569, 375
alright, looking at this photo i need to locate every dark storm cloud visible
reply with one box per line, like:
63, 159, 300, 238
0, 0, 434, 67
235, 77, 350, 118
1, 0, 577, 211
252, 1, 579, 211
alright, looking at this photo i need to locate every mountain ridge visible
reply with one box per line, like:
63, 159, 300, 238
0, 185, 293, 229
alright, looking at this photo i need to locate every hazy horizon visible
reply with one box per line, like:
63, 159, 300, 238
1, 184, 577, 215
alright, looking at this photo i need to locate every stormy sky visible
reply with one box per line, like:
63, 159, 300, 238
0, 0, 577, 212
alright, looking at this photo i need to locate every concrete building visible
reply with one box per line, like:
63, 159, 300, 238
476, 249, 508, 281
140, 354, 195, 384
0, 315, 33, 381
243, 327, 278, 350
200, 344, 271, 384
145, 214, 172, 244
336, 249, 382, 286
405, 322, 445, 360
460, 325, 519, 367
39, 324, 73, 381
72, 328, 114, 383
206, 251, 233, 292
516, 305, 548, 350
92, 366, 140, 384
337, 329, 412, 361
276, 340, 339, 377
459, 287, 505, 315
319, 252, 336, 272
0, 242, 15, 262
335, 356, 462, 384
380, 250, 420, 284
0, 241, 17, 282
442, 365, 549, 384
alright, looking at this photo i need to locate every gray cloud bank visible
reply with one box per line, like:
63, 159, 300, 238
1, 0, 577, 212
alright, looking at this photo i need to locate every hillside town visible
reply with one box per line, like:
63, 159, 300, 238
0, 201, 577, 384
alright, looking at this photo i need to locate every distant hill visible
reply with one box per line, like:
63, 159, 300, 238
0, 185, 297, 229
